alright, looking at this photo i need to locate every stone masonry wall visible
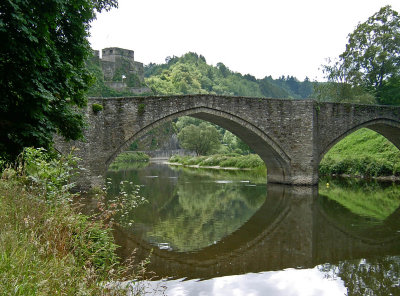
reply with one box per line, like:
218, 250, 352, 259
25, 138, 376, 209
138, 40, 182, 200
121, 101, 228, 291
55, 95, 400, 189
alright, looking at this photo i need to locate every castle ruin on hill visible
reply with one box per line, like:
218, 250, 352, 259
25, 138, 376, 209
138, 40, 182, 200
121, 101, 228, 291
93, 47, 151, 95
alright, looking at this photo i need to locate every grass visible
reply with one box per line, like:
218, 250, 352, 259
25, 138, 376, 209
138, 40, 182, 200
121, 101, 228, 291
169, 153, 265, 169
319, 178, 400, 220
109, 152, 150, 171
170, 129, 400, 178
0, 148, 150, 295
320, 128, 400, 177
0, 179, 123, 295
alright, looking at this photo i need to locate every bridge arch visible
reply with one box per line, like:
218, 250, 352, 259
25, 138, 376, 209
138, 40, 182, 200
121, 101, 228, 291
106, 106, 292, 184
319, 118, 400, 162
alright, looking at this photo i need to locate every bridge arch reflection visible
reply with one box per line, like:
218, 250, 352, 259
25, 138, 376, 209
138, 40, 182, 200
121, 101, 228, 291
113, 184, 400, 280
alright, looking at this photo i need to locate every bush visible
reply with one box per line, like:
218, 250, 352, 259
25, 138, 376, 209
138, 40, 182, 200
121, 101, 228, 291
21, 147, 79, 202
319, 156, 396, 177
92, 103, 104, 113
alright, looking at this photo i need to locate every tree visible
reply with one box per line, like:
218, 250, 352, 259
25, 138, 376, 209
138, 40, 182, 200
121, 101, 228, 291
0, 0, 117, 161
321, 6, 400, 104
177, 123, 221, 155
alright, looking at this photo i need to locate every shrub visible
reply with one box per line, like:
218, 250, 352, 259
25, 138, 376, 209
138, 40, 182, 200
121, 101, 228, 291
92, 103, 103, 113
21, 147, 79, 202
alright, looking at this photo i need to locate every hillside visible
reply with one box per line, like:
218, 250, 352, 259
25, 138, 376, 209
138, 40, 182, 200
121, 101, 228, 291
144, 52, 313, 98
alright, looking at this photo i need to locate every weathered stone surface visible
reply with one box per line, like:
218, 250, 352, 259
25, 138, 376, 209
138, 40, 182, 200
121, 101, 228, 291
55, 95, 400, 189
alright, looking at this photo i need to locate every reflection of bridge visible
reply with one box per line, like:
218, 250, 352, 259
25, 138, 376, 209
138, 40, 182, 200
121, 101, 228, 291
56, 95, 400, 188
113, 185, 400, 280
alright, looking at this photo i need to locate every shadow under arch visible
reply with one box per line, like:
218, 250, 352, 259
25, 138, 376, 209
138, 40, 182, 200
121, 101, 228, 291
319, 118, 400, 162
106, 106, 292, 184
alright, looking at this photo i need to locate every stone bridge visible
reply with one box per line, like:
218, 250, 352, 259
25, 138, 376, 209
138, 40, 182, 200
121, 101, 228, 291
55, 95, 400, 188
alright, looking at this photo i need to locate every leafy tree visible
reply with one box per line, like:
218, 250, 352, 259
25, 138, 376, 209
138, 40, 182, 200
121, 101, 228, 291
0, 0, 117, 161
321, 5, 400, 104
177, 123, 221, 155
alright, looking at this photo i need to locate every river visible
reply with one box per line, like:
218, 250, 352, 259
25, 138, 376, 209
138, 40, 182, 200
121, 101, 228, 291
103, 162, 400, 295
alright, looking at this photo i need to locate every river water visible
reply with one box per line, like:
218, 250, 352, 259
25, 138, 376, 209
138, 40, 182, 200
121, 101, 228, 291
104, 162, 400, 296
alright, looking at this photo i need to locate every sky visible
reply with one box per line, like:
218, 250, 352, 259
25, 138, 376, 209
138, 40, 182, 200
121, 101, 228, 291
89, 0, 400, 81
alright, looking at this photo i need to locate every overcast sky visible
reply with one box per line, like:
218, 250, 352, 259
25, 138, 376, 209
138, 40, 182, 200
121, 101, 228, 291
89, 0, 400, 81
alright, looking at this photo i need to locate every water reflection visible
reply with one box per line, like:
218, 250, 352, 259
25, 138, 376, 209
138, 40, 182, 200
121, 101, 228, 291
139, 267, 347, 296
107, 163, 267, 252
104, 163, 400, 295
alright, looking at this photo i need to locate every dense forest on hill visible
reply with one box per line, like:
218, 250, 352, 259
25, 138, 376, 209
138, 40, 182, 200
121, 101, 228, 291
87, 51, 314, 99
144, 52, 313, 98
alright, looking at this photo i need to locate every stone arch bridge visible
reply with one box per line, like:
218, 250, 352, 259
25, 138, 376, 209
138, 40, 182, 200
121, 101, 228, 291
55, 95, 400, 189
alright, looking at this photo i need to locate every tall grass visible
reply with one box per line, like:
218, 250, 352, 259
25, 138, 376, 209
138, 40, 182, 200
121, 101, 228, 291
0, 148, 148, 295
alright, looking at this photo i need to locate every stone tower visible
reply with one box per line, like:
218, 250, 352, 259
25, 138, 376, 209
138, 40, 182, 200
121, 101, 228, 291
93, 47, 151, 95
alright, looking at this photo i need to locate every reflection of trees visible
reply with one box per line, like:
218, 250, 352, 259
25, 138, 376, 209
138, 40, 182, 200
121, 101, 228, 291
320, 256, 400, 296
169, 165, 267, 184
107, 163, 267, 252
319, 177, 400, 220
147, 172, 266, 252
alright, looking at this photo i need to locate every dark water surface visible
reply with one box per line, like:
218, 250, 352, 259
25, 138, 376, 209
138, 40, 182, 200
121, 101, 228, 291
105, 162, 400, 296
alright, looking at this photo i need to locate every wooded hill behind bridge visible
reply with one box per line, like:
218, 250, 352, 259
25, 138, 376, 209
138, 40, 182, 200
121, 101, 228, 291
87, 52, 314, 100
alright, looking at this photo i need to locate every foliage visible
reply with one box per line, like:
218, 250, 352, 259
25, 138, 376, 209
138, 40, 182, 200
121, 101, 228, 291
109, 152, 150, 171
319, 177, 400, 221
320, 128, 400, 177
85, 54, 137, 97
137, 103, 146, 115
92, 103, 103, 113
0, 145, 152, 295
173, 116, 251, 155
106, 164, 266, 252
21, 147, 79, 202
0, 0, 118, 162
313, 81, 376, 103
169, 153, 265, 169
144, 52, 313, 99
321, 5, 400, 104
177, 122, 221, 155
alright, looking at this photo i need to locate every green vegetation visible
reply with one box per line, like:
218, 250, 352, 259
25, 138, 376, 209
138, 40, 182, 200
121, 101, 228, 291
145, 52, 313, 99
92, 103, 104, 113
107, 164, 266, 252
169, 128, 400, 178
169, 154, 265, 170
178, 122, 221, 155
0, 148, 146, 295
0, 0, 118, 162
320, 178, 400, 221
109, 152, 150, 171
320, 128, 400, 177
319, 5, 400, 105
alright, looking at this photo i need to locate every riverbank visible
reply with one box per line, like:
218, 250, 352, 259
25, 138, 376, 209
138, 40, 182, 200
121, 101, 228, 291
167, 129, 400, 180
0, 148, 143, 295
168, 154, 265, 169
165, 161, 253, 171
